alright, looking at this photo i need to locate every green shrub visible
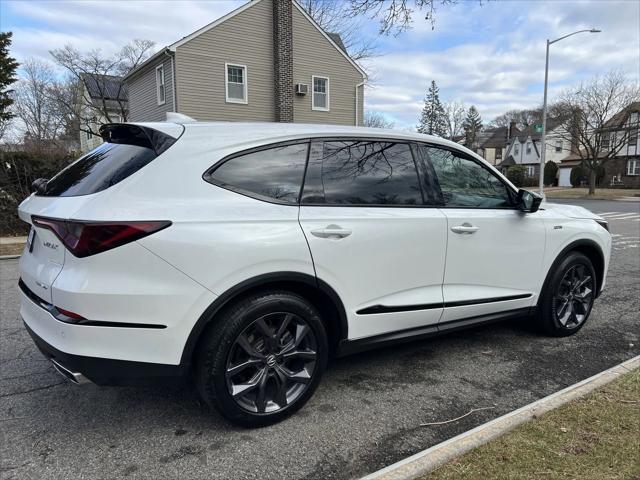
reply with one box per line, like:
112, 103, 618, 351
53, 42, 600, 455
570, 165, 587, 187
506, 165, 526, 187
0, 150, 72, 236
544, 161, 558, 186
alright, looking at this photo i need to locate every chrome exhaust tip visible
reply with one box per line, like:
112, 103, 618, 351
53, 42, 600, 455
51, 358, 90, 385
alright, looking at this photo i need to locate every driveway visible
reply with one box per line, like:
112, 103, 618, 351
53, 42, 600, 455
1, 199, 638, 480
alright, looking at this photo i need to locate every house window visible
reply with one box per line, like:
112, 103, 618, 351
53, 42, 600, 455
525, 165, 536, 177
156, 65, 165, 105
629, 128, 638, 146
630, 112, 639, 126
526, 142, 532, 154
225, 63, 247, 104
495, 148, 502, 160
312, 76, 329, 111
555, 140, 562, 153
514, 144, 519, 155
627, 159, 640, 176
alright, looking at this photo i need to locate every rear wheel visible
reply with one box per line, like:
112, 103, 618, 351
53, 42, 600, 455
537, 252, 596, 336
195, 291, 328, 427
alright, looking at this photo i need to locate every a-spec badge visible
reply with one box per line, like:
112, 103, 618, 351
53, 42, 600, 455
43, 241, 59, 250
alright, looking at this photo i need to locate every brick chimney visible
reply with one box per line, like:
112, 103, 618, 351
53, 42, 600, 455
273, 0, 294, 122
508, 121, 517, 139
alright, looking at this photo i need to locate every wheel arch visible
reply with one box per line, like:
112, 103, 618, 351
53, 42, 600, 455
180, 272, 348, 366
540, 239, 606, 303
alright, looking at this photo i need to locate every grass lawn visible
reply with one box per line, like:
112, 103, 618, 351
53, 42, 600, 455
421, 368, 640, 480
545, 187, 640, 200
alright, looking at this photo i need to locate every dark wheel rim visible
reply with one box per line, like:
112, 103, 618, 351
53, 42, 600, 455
554, 264, 594, 328
225, 312, 318, 414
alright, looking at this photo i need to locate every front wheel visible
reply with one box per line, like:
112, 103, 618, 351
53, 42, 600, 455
194, 291, 328, 427
537, 252, 596, 337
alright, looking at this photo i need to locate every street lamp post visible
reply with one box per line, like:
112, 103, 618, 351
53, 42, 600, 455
539, 29, 601, 196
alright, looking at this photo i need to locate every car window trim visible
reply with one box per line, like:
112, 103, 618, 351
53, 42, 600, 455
414, 141, 518, 210
300, 137, 433, 208
203, 140, 311, 206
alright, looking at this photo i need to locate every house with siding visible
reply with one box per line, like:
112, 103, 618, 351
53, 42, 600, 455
498, 119, 570, 180
474, 122, 520, 166
123, 0, 366, 126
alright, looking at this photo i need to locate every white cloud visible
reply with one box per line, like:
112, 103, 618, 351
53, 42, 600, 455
2, 0, 638, 131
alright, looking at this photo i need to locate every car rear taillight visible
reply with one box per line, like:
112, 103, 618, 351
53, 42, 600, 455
31, 216, 171, 258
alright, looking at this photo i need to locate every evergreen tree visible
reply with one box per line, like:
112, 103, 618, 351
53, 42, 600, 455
463, 105, 483, 148
417, 80, 447, 137
0, 32, 19, 124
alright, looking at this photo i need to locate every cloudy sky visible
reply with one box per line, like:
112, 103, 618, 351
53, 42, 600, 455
2, 0, 639, 129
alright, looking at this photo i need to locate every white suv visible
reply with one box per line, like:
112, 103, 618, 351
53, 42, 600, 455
18, 121, 611, 426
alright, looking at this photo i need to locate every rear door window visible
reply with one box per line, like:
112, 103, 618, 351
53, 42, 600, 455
301, 140, 423, 206
206, 143, 309, 204
40, 124, 178, 197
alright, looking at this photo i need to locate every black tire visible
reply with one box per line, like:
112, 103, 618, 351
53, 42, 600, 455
537, 251, 597, 337
194, 290, 328, 427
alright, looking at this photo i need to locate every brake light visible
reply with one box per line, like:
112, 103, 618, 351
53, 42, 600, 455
31, 216, 171, 257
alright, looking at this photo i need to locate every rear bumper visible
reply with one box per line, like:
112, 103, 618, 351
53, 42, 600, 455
25, 322, 187, 386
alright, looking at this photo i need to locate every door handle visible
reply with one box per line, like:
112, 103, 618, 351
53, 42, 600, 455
451, 223, 479, 234
310, 225, 352, 239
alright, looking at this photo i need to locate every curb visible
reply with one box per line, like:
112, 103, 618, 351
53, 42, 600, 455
361, 355, 640, 480
0, 255, 21, 260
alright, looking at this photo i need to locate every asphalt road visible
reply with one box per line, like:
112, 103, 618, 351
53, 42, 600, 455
1, 199, 638, 480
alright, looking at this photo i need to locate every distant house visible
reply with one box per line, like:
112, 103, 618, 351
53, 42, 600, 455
558, 102, 640, 188
474, 122, 521, 166
498, 119, 571, 179
123, 0, 366, 125
78, 74, 127, 152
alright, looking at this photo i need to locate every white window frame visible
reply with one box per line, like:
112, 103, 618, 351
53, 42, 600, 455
311, 75, 330, 112
156, 64, 165, 106
627, 159, 639, 176
555, 140, 562, 153
225, 63, 248, 104
525, 165, 536, 177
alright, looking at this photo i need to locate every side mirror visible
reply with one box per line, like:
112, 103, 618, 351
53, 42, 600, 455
516, 189, 542, 213
31, 178, 49, 195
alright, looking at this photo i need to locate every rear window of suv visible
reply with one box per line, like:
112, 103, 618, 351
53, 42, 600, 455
39, 124, 178, 197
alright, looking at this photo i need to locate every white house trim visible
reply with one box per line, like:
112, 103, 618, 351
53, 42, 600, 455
155, 64, 166, 106
312, 75, 330, 112
225, 63, 248, 104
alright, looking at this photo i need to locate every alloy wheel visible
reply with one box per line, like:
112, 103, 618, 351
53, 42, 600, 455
225, 312, 318, 413
554, 264, 594, 328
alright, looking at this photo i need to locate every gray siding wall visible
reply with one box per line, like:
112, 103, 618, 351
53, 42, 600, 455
291, 6, 364, 125
127, 56, 175, 122
174, 0, 275, 122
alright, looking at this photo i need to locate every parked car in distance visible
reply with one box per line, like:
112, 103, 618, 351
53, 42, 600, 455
18, 121, 611, 427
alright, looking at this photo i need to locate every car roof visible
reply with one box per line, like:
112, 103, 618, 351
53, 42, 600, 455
133, 121, 468, 152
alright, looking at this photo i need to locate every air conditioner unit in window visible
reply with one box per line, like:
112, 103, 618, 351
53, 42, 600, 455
295, 83, 309, 95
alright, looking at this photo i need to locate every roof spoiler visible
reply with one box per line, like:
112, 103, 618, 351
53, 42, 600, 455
99, 123, 178, 156
166, 112, 197, 124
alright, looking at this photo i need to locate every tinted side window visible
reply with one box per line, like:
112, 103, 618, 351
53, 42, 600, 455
423, 146, 513, 208
208, 143, 308, 204
301, 141, 422, 206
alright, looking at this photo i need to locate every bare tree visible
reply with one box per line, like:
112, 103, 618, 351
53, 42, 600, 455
49, 39, 154, 137
12, 58, 65, 148
298, 0, 377, 61
348, 0, 480, 35
553, 71, 640, 194
490, 104, 567, 130
442, 100, 465, 140
364, 111, 395, 128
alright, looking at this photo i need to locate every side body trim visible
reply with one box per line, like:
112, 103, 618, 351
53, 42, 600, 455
338, 307, 532, 356
356, 294, 532, 315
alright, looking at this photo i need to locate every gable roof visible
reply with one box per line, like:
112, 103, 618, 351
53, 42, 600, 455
603, 101, 640, 128
81, 74, 127, 101
479, 126, 521, 149
126, 0, 365, 81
